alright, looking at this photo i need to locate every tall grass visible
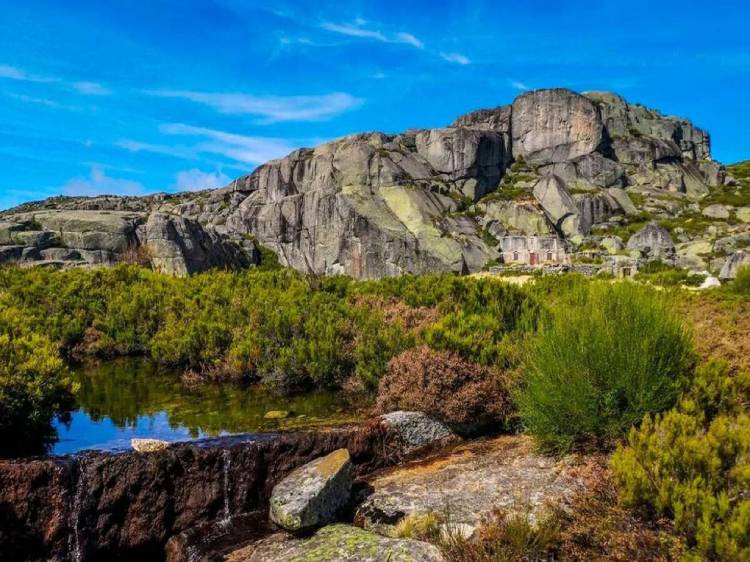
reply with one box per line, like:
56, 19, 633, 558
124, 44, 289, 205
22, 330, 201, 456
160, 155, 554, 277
516, 281, 695, 452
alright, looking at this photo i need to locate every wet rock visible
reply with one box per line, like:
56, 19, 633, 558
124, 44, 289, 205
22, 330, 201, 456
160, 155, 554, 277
625, 222, 675, 259
719, 250, 750, 279
0, 424, 399, 561
269, 448, 353, 532
355, 436, 583, 537
226, 524, 445, 562
131, 438, 169, 452
380, 411, 458, 455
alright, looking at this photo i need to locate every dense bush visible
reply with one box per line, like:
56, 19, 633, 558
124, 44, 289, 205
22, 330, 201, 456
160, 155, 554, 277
375, 345, 513, 431
0, 306, 75, 457
611, 360, 750, 561
516, 281, 695, 452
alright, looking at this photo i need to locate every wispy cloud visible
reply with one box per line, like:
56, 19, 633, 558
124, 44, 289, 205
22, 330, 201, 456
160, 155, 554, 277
509, 80, 529, 90
440, 52, 471, 65
0, 63, 111, 95
62, 167, 147, 197
321, 20, 424, 49
72, 81, 111, 95
120, 124, 299, 166
144, 90, 363, 123
160, 123, 297, 164
0, 64, 57, 83
174, 168, 230, 191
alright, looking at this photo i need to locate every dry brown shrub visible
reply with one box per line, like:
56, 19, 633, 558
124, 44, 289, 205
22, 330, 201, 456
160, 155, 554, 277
351, 295, 441, 330
554, 460, 685, 562
375, 345, 513, 430
119, 243, 153, 267
680, 293, 750, 373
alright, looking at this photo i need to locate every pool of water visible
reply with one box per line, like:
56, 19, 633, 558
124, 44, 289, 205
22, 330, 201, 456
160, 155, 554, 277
51, 358, 358, 456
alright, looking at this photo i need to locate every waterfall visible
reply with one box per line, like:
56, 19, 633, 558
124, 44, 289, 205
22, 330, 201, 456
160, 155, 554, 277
221, 448, 232, 527
68, 458, 87, 562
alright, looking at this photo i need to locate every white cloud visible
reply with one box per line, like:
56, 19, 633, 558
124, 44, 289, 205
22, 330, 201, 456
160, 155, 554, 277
0, 64, 57, 83
72, 81, 111, 95
174, 168, 231, 191
0, 63, 111, 95
440, 52, 471, 65
510, 80, 529, 90
395, 32, 424, 49
160, 123, 298, 164
62, 167, 147, 197
321, 20, 424, 49
145, 90, 363, 123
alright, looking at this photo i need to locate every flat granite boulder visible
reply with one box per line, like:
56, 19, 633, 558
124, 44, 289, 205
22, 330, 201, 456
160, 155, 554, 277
355, 435, 583, 537
270, 448, 353, 532
226, 524, 444, 562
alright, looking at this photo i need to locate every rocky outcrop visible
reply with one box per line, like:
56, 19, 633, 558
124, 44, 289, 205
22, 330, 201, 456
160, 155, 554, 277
0, 88, 735, 279
626, 222, 676, 259
0, 210, 256, 275
141, 213, 256, 276
226, 524, 445, 562
269, 449, 353, 532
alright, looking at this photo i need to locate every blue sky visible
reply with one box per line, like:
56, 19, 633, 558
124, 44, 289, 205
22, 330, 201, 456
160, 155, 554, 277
0, 0, 748, 210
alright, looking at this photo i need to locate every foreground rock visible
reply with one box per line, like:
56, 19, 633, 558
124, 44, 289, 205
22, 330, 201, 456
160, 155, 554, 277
225, 524, 445, 562
719, 250, 750, 279
380, 411, 458, 455
355, 435, 583, 536
270, 448, 353, 532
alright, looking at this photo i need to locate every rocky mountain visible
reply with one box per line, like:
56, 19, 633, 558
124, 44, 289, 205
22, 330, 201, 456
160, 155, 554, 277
2, 88, 749, 278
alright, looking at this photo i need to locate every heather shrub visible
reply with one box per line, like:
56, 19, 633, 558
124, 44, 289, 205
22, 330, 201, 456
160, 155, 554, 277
517, 281, 694, 452
611, 360, 750, 561
375, 345, 513, 431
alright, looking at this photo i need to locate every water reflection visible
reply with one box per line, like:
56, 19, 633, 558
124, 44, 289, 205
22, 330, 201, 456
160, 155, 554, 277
52, 358, 357, 455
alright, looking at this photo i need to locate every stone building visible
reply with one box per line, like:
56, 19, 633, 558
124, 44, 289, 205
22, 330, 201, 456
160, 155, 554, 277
498, 235, 569, 265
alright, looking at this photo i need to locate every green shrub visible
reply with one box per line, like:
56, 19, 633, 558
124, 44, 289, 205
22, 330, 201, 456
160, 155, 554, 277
727, 264, 750, 296
516, 281, 695, 452
611, 361, 750, 560
0, 306, 76, 457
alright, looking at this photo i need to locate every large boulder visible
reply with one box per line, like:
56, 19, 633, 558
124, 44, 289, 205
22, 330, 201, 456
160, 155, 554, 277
532, 175, 580, 234
226, 524, 445, 562
626, 222, 675, 259
269, 448, 353, 532
511, 89, 604, 164
379, 411, 458, 455
719, 250, 750, 280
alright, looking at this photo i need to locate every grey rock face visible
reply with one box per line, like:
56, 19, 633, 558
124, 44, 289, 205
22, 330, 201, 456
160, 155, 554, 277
512, 89, 604, 164
142, 213, 254, 276
380, 411, 458, 455
0, 88, 731, 280
228, 524, 445, 562
719, 250, 750, 279
269, 448, 353, 532
626, 222, 676, 259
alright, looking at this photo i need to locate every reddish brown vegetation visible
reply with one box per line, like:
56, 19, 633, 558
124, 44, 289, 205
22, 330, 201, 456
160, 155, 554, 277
375, 345, 513, 430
